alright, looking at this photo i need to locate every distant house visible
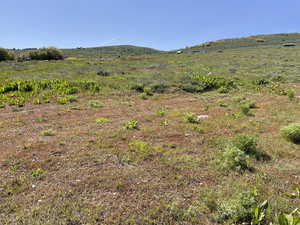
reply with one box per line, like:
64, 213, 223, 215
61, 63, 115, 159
176, 50, 183, 54
283, 43, 296, 47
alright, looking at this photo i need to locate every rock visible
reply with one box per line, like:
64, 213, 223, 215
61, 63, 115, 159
197, 115, 209, 120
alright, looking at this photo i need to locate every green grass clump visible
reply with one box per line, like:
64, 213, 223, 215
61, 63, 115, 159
184, 112, 199, 124
124, 120, 139, 130
88, 100, 103, 108
218, 146, 249, 172
95, 117, 109, 124
31, 168, 45, 179
57, 96, 77, 104
240, 104, 251, 115
41, 129, 55, 136
281, 123, 300, 144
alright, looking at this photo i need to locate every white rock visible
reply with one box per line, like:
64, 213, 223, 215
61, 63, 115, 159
197, 115, 209, 120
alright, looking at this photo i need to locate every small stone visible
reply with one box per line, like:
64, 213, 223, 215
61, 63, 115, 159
197, 115, 209, 120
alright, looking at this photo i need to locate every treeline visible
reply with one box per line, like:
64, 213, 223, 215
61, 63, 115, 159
0, 47, 64, 62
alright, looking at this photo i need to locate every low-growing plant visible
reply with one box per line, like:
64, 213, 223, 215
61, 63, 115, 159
95, 117, 109, 124
31, 168, 45, 179
41, 129, 55, 136
156, 106, 167, 117
251, 200, 269, 225
184, 112, 199, 124
160, 119, 169, 126
124, 120, 139, 130
281, 123, 300, 144
57, 96, 77, 104
139, 93, 148, 100
240, 104, 251, 116
278, 209, 300, 225
216, 190, 260, 224
88, 100, 103, 108
287, 89, 295, 101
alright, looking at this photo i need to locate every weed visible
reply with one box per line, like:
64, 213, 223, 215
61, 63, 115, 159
287, 89, 295, 100
184, 112, 199, 124
218, 146, 249, 172
216, 190, 259, 224
281, 123, 300, 144
31, 168, 45, 179
160, 119, 169, 126
41, 129, 55, 136
231, 133, 258, 156
95, 117, 109, 125
156, 106, 167, 117
278, 209, 300, 225
124, 120, 139, 130
139, 93, 148, 100
88, 100, 103, 108
240, 104, 251, 116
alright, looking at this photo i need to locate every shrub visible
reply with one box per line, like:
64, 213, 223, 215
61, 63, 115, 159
216, 190, 259, 224
180, 74, 236, 93
218, 146, 249, 172
29, 47, 64, 60
281, 123, 300, 144
240, 104, 251, 115
231, 134, 258, 156
0, 48, 14, 61
287, 89, 295, 101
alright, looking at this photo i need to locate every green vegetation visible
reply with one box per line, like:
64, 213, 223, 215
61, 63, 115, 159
218, 146, 249, 172
2, 33, 300, 224
29, 47, 64, 60
62, 45, 162, 57
41, 129, 55, 136
281, 123, 300, 144
124, 120, 139, 130
0, 48, 14, 61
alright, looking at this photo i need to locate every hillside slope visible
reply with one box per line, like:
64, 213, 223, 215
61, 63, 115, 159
62, 45, 163, 57
184, 33, 300, 52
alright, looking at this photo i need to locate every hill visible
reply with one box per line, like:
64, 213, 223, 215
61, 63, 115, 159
183, 33, 300, 52
61, 45, 163, 57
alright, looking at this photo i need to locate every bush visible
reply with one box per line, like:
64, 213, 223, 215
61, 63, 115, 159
0, 48, 14, 61
231, 134, 258, 156
180, 74, 236, 93
281, 123, 300, 144
216, 190, 259, 224
240, 104, 251, 115
218, 146, 249, 172
29, 47, 64, 60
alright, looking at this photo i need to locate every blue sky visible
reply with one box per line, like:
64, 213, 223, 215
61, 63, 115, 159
1, 0, 299, 50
